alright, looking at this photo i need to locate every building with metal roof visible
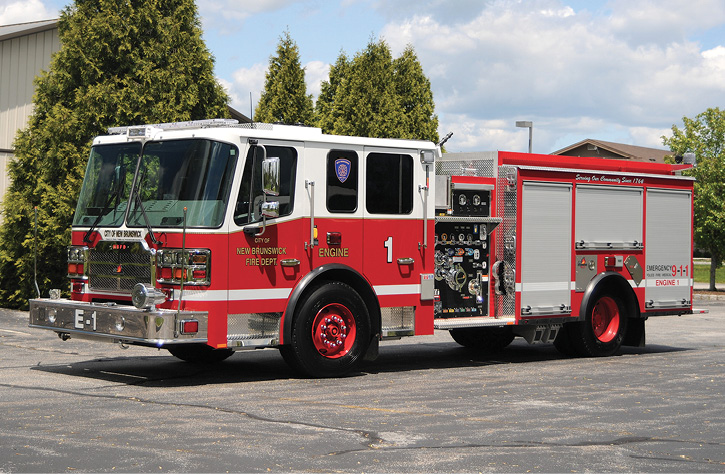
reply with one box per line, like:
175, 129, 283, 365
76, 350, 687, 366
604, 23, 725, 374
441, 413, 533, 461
1, 20, 60, 214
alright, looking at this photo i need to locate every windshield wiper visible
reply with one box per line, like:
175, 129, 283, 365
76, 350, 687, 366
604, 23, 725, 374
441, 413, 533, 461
130, 168, 161, 245
83, 166, 126, 244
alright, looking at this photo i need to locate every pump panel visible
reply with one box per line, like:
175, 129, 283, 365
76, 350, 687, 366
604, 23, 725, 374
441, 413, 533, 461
434, 221, 491, 318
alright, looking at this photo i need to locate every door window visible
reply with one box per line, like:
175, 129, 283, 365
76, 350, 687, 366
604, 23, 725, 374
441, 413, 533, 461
234, 145, 297, 225
366, 153, 413, 214
326, 150, 358, 213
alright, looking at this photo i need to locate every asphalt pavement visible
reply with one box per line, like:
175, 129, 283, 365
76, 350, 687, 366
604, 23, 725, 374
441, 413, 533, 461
1, 298, 723, 473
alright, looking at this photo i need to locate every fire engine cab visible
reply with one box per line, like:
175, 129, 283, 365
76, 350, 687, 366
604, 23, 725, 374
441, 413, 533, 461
29, 119, 696, 377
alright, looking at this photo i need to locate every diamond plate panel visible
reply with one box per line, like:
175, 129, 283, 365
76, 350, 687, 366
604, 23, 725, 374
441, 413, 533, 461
436, 152, 496, 178
227, 312, 281, 340
381, 306, 415, 332
494, 165, 517, 319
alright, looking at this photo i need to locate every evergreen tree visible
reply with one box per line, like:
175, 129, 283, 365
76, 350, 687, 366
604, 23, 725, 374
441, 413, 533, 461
393, 45, 439, 143
0, 0, 229, 308
663, 107, 725, 290
331, 38, 404, 139
255, 30, 314, 125
315, 51, 349, 134
316, 38, 438, 143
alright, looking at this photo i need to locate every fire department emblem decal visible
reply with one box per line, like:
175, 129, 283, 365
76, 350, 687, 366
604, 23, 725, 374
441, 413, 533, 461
335, 159, 351, 183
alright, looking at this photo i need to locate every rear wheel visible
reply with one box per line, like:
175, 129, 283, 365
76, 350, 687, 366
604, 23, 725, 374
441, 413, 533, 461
570, 293, 628, 357
167, 344, 234, 363
282, 281, 370, 378
449, 327, 515, 353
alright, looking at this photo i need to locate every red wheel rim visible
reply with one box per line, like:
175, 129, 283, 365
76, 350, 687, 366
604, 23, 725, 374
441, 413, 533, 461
311, 303, 357, 359
591, 296, 620, 343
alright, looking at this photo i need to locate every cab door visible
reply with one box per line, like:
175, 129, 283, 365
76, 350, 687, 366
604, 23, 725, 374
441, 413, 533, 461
362, 148, 432, 334
308, 146, 364, 275
226, 140, 305, 342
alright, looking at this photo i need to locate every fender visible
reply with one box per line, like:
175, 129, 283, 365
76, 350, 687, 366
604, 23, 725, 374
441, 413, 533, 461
280, 263, 381, 348
580, 271, 641, 321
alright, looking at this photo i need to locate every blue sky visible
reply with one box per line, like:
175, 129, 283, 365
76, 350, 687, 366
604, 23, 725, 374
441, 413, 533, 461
3, 0, 725, 153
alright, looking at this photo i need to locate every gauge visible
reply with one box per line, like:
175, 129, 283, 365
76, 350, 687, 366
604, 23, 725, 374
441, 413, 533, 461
473, 194, 481, 206
459, 194, 467, 205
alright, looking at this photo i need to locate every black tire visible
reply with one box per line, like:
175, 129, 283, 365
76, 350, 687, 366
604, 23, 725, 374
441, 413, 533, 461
283, 281, 370, 378
553, 324, 577, 357
569, 293, 628, 357
167, 344, 234, 363
449, 327, 515, 353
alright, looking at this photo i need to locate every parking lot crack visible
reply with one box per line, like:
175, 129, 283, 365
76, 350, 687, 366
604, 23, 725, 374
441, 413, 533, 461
327, 435, 725, 457
0, 382, 384, 449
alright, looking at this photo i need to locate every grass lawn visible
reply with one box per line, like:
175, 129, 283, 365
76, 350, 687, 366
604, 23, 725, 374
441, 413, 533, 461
693, 262, 725, 284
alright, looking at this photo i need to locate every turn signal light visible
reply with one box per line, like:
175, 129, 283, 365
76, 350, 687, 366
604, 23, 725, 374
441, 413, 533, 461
68, 263, 84, 275
180, 320, 199, 334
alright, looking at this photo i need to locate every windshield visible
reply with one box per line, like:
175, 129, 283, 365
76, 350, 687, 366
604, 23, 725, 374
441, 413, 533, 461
73, 143, 140, 227
127, 139, 238, 228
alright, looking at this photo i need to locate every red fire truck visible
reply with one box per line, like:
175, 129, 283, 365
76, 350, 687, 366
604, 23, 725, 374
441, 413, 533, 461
29, 119, 697, 377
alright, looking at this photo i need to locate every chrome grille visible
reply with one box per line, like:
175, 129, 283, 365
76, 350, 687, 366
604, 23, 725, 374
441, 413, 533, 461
87, 241, 153, 294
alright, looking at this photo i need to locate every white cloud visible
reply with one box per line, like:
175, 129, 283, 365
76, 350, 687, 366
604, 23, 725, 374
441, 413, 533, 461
629, 126, 672, 149
606, 0, 725, 45
379, 0, 725, 152
0, 0, 55, 24
224, 63, 268, 118
198, 0, 304, 31
223, 59, 330, 119
304, 60, 330, 99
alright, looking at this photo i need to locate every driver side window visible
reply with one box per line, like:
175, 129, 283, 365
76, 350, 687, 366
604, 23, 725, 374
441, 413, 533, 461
234, 145, 297, 226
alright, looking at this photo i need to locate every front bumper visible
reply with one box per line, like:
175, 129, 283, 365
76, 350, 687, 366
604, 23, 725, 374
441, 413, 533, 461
29, 298, 208, 346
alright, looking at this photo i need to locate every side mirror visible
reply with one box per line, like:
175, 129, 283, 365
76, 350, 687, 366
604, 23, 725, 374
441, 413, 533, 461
262, 157, 280, 196
261, 201, 279, 219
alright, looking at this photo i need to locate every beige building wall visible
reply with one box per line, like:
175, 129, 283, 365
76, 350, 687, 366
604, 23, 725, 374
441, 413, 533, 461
0, 21, 60, 216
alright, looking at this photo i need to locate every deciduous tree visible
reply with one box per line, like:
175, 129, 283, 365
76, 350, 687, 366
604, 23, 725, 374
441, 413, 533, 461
663, 107, 725, 290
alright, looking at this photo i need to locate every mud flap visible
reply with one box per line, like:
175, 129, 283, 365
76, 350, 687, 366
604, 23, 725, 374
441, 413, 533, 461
622, 317, 646, 347
364, 334, 380, 361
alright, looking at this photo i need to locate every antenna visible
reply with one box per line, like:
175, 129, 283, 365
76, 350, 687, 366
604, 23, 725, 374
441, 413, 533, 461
438, 132, 453, 147
250, 92, 253, 124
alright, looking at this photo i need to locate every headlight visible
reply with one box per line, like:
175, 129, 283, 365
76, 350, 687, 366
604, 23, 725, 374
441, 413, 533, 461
67, 246, 85, 262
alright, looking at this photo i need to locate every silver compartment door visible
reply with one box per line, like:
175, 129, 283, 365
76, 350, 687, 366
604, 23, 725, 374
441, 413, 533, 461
645, 189, 692, 308
575, 185, 643, 250
520, 182, 572, 315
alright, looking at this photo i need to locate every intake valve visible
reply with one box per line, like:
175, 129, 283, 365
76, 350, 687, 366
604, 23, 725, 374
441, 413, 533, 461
434, 251, 467, 291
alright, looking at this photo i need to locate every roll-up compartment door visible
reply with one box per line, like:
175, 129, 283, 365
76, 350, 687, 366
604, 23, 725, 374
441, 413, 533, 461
645, 189, 692, 308
575, 185, 643, 250
520, 182, 572, 316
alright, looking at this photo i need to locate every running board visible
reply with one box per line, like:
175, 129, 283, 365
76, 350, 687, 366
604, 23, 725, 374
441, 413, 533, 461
434, 317, 516, 329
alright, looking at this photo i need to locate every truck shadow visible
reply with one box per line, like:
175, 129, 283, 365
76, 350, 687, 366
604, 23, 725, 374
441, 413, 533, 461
30, 338, 691, 387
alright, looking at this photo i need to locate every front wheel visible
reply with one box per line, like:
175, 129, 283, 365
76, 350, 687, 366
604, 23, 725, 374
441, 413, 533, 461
569, 293, 628, 357
282, 281, 371, 378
